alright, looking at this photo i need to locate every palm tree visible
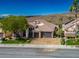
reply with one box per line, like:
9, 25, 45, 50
70, 0, 79, 19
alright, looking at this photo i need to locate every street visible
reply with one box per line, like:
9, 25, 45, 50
0, 47, 79, 58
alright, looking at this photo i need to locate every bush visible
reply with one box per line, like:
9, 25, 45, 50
66, 40, 74, 45
75, 39, 79, 45
2, 38, 6, 41
1, 38, 32, 44
16, 37, 26, 43
1, 40, 19, 44
56, 28, 64, 38
26, 39, 32, 43
61, 38, 65, 45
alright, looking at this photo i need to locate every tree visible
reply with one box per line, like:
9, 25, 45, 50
56, 28, 64, 38
56, 17, 64, 38
0, 16, 29, 38
58, 17, 63, 28
70, 0, 79, 18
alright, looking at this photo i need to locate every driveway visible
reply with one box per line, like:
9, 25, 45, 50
31, 38, 61, 45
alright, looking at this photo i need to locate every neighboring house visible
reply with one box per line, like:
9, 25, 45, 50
62, 18, 79, 37
26, 17, 58, 38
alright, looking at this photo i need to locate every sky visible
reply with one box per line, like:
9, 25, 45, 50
0, 0, 73, 16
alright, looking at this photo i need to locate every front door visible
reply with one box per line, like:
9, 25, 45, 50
28, 28, 33, 38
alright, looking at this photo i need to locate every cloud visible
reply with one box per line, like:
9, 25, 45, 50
0, 14, 10, 17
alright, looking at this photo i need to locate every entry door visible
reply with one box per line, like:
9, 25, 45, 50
28, 28, 33, 38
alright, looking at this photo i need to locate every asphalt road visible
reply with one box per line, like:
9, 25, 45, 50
0, 47, 79, 58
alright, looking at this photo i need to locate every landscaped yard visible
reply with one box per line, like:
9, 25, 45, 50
65, 38, 79, 45
1, 38, 32, 44
66, 39, 75, 45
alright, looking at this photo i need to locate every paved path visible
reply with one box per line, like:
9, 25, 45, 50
0, 47, 79, 58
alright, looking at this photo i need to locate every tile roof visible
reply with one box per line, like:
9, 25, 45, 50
63, 18, 79, 30
27, 17, 57, 32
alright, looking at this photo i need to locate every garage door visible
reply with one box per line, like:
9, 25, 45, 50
41, 32, 52, 38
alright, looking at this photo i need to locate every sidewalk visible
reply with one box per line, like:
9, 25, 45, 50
0, 44, 78, 49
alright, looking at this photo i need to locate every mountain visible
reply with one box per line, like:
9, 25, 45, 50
27, 13, 78, 25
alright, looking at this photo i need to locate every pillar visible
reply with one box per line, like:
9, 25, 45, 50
26, 29, 29, 38
51, 32, 53, 38
32, 30, 34, 38
39, 32, 41, 38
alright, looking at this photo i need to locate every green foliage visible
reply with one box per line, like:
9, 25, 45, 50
70, 0, 79, 18
66, 38, 79, 45
16, 37, 26, 43
75, 39, 79, 45
61, 38, 65, 45
70, 6, 75, 12
1, 38, 32, 44
0, 16, 29, 38
56, 28, 64, 37
70, 0, 79, 11
74, 0, 79, 4
2, 40, 21, 44
66, 39, 74, 45
0, 16, 29, 32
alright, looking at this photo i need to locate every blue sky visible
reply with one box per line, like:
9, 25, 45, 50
0, 0, 73, 16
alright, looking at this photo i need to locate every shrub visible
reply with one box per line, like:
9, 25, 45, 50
61, 38, 65, 45
66, 39, 74, 45
1, 40, 19, 44
75, 39, 79, 45
56, 28, 64, 38
26, 39, 32, 43
1, 37, 32, 44
2, 38, 6, 41
16, 37, 26, 43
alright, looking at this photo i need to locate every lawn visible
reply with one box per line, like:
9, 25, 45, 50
65, 38, 79, 45
66, 39, 75, 45
1, 38, 32, 44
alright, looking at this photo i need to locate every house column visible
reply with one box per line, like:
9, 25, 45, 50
32, 30, 34, 38
26, 29, 29, 38
39, 32, 41, 38
51, 32, 53, 38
